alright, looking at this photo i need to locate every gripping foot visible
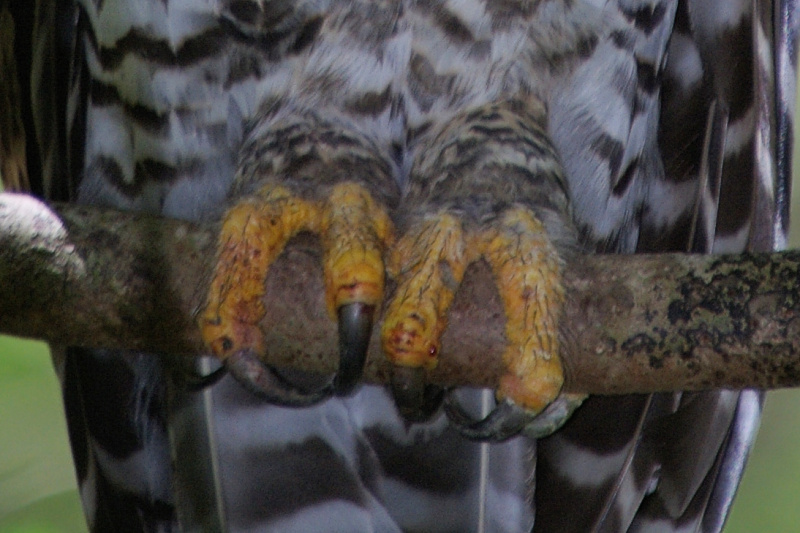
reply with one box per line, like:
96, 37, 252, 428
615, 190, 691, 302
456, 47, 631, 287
382, 207, 569, 437
200, 183, 392, 403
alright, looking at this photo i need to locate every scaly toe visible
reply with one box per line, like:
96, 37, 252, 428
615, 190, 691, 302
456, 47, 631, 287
381, 213, 465, 419
324, 183, 392, 396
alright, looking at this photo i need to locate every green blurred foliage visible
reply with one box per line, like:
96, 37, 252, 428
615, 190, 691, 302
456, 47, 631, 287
0, 337, 86, 532
728, 391, 800, 531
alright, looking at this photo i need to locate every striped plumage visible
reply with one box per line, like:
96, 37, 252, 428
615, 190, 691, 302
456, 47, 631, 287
3, 0, 798, 531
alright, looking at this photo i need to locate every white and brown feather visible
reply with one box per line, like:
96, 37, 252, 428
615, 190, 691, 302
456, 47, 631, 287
5, 0, 797, 532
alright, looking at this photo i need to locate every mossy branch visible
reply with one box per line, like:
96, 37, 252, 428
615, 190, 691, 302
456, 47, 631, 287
2, 192, 799, 395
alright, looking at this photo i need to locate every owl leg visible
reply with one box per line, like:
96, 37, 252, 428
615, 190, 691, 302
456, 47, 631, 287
382, 207, 583, 438
474, 208, 564, 413
380, 212, 466, 420
383, 98, 585, 439
199, 181, 392, 404
448, 208, 586, 440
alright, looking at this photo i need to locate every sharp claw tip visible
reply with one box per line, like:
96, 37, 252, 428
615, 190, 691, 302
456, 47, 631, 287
445, 396, 529, 442
225, 349, 332, 406
335, 302, 375, 395
390, 367, 443, 422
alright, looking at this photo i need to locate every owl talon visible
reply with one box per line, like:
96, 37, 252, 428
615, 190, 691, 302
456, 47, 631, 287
445, 397, 532, 442
382, 206, 569, 433
519, 392, 587, 438
445, 392, 586, 441
333, 303, 373, 395
390, 366, 445, 421
183, 366, 228, 392
200, 182, 394, 402
225, 349, 332, 406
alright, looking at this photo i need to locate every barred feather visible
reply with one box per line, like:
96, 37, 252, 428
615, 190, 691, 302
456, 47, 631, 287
4, 1, 797, 532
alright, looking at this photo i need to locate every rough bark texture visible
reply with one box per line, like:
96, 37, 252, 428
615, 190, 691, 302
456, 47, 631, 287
2, 192, 799, 395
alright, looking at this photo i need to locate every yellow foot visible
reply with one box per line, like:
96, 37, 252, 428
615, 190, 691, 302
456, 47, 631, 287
383, 206, 579, 438
199, 182, 392, 402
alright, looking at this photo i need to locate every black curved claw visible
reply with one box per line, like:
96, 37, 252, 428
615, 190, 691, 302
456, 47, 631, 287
224, 303, 373, 405
446, 392, 587, 441
225, 349, 333, 407
390, 366, 445, 422
183, 365, 228, 392
445, 396, 531, 442
334, 303, 373, 395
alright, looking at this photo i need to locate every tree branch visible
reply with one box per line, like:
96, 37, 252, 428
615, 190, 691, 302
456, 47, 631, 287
2, 192, 799, 395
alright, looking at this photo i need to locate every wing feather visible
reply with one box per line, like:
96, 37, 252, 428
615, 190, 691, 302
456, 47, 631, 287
0, 1, 32, 192
535, 1, 796, 531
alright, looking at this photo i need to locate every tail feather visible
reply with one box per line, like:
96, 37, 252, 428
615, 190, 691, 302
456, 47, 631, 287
165, 356, 227, 531
59, 349, 176, 532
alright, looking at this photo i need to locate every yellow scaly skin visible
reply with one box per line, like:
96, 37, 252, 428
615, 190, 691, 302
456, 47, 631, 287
200, 182, 393, 363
